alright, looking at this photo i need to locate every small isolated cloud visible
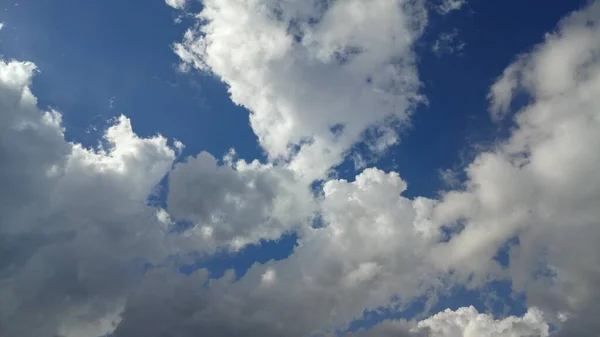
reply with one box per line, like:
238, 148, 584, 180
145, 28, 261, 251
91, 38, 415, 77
432, 29, 466, 56
439, 168, 460, 187
165, 0, 186, 10
0, 22, 4, 31
437, 0, 467, 15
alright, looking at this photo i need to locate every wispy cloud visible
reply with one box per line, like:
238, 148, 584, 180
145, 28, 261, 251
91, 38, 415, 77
437, 0, 467, 15
432, 29, 466, 56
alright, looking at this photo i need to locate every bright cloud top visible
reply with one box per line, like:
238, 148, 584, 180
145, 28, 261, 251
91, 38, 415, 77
165, 0, 187, 10
174, 0, 428, 180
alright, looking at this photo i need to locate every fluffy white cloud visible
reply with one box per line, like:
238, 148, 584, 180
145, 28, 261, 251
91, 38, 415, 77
4, 1, 600, 336
115, 3, 600, 334
431, 1, 600, 334
165, 0, 186, 10
166, 150, 316, 251
0, 60, 184, 337
110, 168, 442, 337
348, 306, 548, 337
0, 58, 320, 337
417, 306, 548, 337
174, 0, 427, 181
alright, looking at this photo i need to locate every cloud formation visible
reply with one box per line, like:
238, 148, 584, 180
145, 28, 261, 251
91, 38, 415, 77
348, 306, 548, 337
174, 0, 428, 181
0, 60, 178, 337
167, 150, 315, 251
435, 0, 467, 15
2, 0, 600, 336
434, 1, 600, 334
165, 0, 186, 10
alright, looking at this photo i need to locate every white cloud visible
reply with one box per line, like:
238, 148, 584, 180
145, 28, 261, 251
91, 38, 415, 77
173, 0, 428, 181
0, 60, 182, 337
437, 0, 467, 15
3, 1, 600, 336
166, 150, 316, 251
431, 1, 600, 334
418, 306, 548, 337
432, 29, 466, 56
439, 168, 460, 187
112, 168, 443, 337
165, 0, 186, 10
487, 59, 524, 121
348, 306, 548, 337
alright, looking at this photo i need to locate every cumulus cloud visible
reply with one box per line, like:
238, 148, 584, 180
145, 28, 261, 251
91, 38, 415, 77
0, 58, 318, 337
0, 60, 179, 337
3, 1, 600, 336
166, 150, 316, 251
110, 168, 442, 337
173, 0, 428, 181
432, 1, 600, 334
348, 306, 548, 337
165, 0, 186, 10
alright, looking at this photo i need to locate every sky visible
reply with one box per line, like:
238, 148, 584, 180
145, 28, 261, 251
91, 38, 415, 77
0, 0, 599, 336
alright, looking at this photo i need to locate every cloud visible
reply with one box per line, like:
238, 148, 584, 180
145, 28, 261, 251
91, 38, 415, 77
166, 150, 316, 251
0, 60, 181, 337
432, 29, 466, 57
0, 58, 319, 337
165, 0, 186, 10
487, 60, 524, 121
3, 1, 600, 336
347, 306, 548, 337
431, 1, 600, 334
439, 168, 460, 187
173, 0, 428, 181
436, 0, 467, 15
109, 167, 443, 337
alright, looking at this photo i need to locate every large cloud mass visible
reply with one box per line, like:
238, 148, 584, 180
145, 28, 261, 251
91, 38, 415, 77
174, 0, 427, 180
2, 0, 600, 336
0, 60, 178, 337
433, 1, 600, 334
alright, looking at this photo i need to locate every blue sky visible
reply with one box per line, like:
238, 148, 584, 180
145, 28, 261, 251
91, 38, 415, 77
1, 1, 599, 336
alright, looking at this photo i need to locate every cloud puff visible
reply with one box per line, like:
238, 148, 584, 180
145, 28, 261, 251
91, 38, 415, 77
0, 60, 180, 337
432, 1, 600, 334
110, 167, 441, 337
174, 0, 428, 181
0, 59, 317, 337
348, 306, 548, 337
166, 150, 316, 251
165, 0, 186, 10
